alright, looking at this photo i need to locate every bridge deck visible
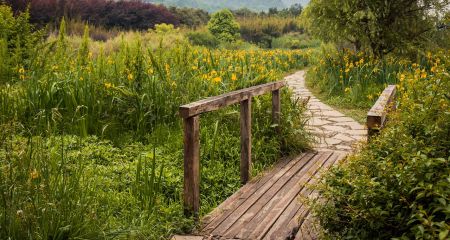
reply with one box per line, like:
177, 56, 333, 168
198, 151, 346, 240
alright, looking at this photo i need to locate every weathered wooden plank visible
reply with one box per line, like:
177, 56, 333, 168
208, 153, 317, 236
367, 85, 397, 131
272, 89, 281, 133
240, 99, 252, 184
265, 152, 344, 239
202, 153, 315, 235
183, 116, 200, 217
200, 155, 296, 232
180, 81, 286, 118
243, 152, 339, 239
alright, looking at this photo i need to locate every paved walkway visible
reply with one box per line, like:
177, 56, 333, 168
286, 71, 367, 152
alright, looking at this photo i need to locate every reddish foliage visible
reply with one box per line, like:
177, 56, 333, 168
3, 0, 180, 30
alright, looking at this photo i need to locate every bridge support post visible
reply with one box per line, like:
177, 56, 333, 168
272, 89, 281, 134
240, 99, 252, 185
183, 115, 200, 218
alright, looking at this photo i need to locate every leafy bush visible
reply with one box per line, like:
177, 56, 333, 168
272, 33, 320, 49
187, 30, 220, 48
5, 0, 180, 30
310, 51, 450, 239
207, 9, 240, 42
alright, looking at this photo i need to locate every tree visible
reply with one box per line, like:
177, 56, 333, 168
207, 9, 240, 42
302, 0, 450, 57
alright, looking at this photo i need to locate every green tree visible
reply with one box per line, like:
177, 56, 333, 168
207, 9, 240, 42
302, 0, 450, 57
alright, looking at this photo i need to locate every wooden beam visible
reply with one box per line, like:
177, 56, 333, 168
272, 89, 281, 134
240, 99, 252, 185
180, 81, 286, 118
183, 116, 200, 217
367, 85, 397, 137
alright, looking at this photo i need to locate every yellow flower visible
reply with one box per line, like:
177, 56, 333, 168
30, 169, 39, 180
399, 74, 406, 82
18, 67, 25, 74
367, 94, 373, 100
344, 87, 351, 94
192, 66, 198, 70
212, 76, 222, 83
104, 82, 113, 89
420, 71, 427, 79
148, 68, 154, 75
127, 73, 134, 81
231, 73, 237, 81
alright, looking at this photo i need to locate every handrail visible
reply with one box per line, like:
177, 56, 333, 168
180, 80, 286, 217
367, 85, 397, 138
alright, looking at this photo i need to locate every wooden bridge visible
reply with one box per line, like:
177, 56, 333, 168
175, 71, 397, 240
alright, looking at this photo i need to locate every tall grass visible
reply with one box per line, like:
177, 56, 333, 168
0, 17, 312, 238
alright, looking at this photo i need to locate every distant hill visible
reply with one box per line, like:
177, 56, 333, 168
146, 0, 309, 12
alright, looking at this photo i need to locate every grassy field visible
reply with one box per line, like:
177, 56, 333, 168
0, 17, 314, 238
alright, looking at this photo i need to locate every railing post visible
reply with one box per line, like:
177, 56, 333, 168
183, 115, 200, 218
272, 89, 281, 133
240, 98, 252, 185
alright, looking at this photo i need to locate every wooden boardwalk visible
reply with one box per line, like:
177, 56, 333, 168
174, 71, 396, 240
198, 151, 345, 240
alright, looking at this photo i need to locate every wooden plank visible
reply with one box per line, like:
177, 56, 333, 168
200, 155, 298, 232
183, 116, 200, 217
206, 152, 317, 236
240, 99, 252, 184
272, 89, 281, 134
367, 85, 397, 130
265, 152, 344, 239
180, 81, 286, 118
215, 152, 325, 238
243, 152, 340, 239
202, 152, 316, 234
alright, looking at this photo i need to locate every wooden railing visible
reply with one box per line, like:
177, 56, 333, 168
367, 85, 397, 138
179, 81, 286, 217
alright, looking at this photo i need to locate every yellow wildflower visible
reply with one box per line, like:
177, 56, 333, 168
420, 71, 427, 79
127, 73, 134, 81
30, 169, 39, 180
231, 73, 237, 81
212, 76, 222, 83
367, 94, 373, 100
399, 74, 406, 82
344, 87, 351, 94
192, 66, 198, 70
18, 67, 25, 74
104, 82, 113, 89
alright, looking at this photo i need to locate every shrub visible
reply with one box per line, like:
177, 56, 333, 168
207, 9, 240, 42
310, 51, 450, 239
187, 30, 220, 48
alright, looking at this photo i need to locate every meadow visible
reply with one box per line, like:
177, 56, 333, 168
0, 9, 312, 238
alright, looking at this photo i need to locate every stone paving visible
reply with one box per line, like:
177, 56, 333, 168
285, 71, 367, 152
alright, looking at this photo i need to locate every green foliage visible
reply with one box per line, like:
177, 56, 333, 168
0, 5, 41, 83
310, 51, 450, 239
306, 47, 409, 108
207, 9, 241, 42
272, 33, 320, 49
302, 0, 449, 57
0, 9, 311, 238
187, 30, 220, 48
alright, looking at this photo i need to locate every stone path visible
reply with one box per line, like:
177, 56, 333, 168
286, 71, 367, 152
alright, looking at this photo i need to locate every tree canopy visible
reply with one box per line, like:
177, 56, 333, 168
302, 0, 450, 57
207, 9, 240, 42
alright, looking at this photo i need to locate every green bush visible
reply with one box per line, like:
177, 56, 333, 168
207, 9, 240, 42
187, 30, 220, 48
272, 33, 321, 49
310, 51, 450, 239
